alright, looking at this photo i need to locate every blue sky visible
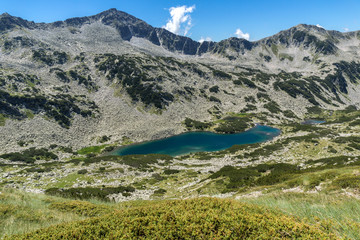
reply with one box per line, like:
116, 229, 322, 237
1, 0, 360, 42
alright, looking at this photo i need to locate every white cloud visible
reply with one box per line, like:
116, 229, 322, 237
199, 36, 212, 43
343, 27, 350, 32
163, 5, 195, 36
235, 28, 250, 40
316, 24, 324, 29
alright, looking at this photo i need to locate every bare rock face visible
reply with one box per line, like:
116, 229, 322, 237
1, 8, 360, 153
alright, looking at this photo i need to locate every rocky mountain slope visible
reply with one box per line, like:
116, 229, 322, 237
1, 8, 360, 153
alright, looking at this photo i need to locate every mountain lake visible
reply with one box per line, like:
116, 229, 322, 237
111, 125, 281, 157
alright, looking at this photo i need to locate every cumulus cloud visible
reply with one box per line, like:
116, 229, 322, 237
199, 37, 212, 43
235, 28, 250, 40
163, 5, 195, 36
343, 27, 350, 32
316, 24, 324, 29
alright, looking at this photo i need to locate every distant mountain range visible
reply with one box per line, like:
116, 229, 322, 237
1, 8, 360, 153
2, 8, 359, 56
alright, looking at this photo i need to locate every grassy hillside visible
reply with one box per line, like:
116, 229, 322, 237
242, 193, 360, 239
2, 189, 337, 239
3, 108, 360, 239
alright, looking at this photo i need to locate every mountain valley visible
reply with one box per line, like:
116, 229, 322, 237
2, 8, 360, 239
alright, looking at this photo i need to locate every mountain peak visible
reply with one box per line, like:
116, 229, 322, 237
0, 12, 35, 32
0, 12, 11, 17
99, 8, 122, 15
94, 8, 139, 20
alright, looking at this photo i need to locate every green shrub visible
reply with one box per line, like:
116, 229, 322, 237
255, 163, 299, 186
153, 188, 167, 195
348, 119, 360, 126
96, 54, 173, 109
209, 166, 260, 190
164, 169, 180, 175
209, 96, 221, 103
283, 110, 297, 118
102, 146, 115, 153
0, 148, 58, 163
212, 70, 232, 79
77, 169, 88, 174
209, 86, 219, 93
215, 117, 249, 133
45, 186, 135, 201
184, 118, 213, 130
121, 154, 173, 168
332, 176, 360, 189
25, 167, 52, 173
241, 104, 257, 112
263, 101, 281, 114
306, 106, 323, 114
9, 198, 334, 239
244, 96, 256, 103
17, 140, 26, 147
99, 135, 110, 143
0, 89, 97, 128
233, 77, 256, 88
256, 92, 271, 101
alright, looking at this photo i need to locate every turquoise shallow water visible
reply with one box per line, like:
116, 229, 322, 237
112, 125, 281, 157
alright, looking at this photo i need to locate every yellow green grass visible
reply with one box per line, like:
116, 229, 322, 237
6, 196, 334, 239
0, 189, 85, 238
0, 114, 6, 126
4, 188, 360, 239
77, 144, 109, 155
241, 192, 360, 239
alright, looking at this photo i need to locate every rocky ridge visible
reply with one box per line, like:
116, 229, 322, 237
1, 9, 360, 153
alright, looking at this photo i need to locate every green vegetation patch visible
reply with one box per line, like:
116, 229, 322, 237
69, 154, 172, 169
233, 77, 256, 88
0, 148, 58, 163
184, 117, 213, 130
215, 116, 250, 133
209, 166, 261, 190
256, 92, 271, 102
279, 53, 293, 61
77, 145, 109, 155
95, 54, 174, 109
332, 175, 360, 190
121, 154, 173, 168
242, 142, 284, 159
212, 69, 232, 79
209, 85, 219, 93
52, 68, 97, 91
209, 95, 221, 103
163, 169, 180, 175
271, 44, 278, 55
45, 186, 135, 201
209, 163, 299, 192
32, 49, 69, 66
283, 110, 297, 118
0, 89, 98, 128
241, 104, 257, 112
263, 101, 281, 114
9, 198, 334, 239
0, 113, 6, 126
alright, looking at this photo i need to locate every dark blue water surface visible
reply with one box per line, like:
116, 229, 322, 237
112, 125, 281, 157
301, 119, 326, 125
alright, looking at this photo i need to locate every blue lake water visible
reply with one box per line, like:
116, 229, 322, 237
301, 119, 326, 125
112, 125, 281, 157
